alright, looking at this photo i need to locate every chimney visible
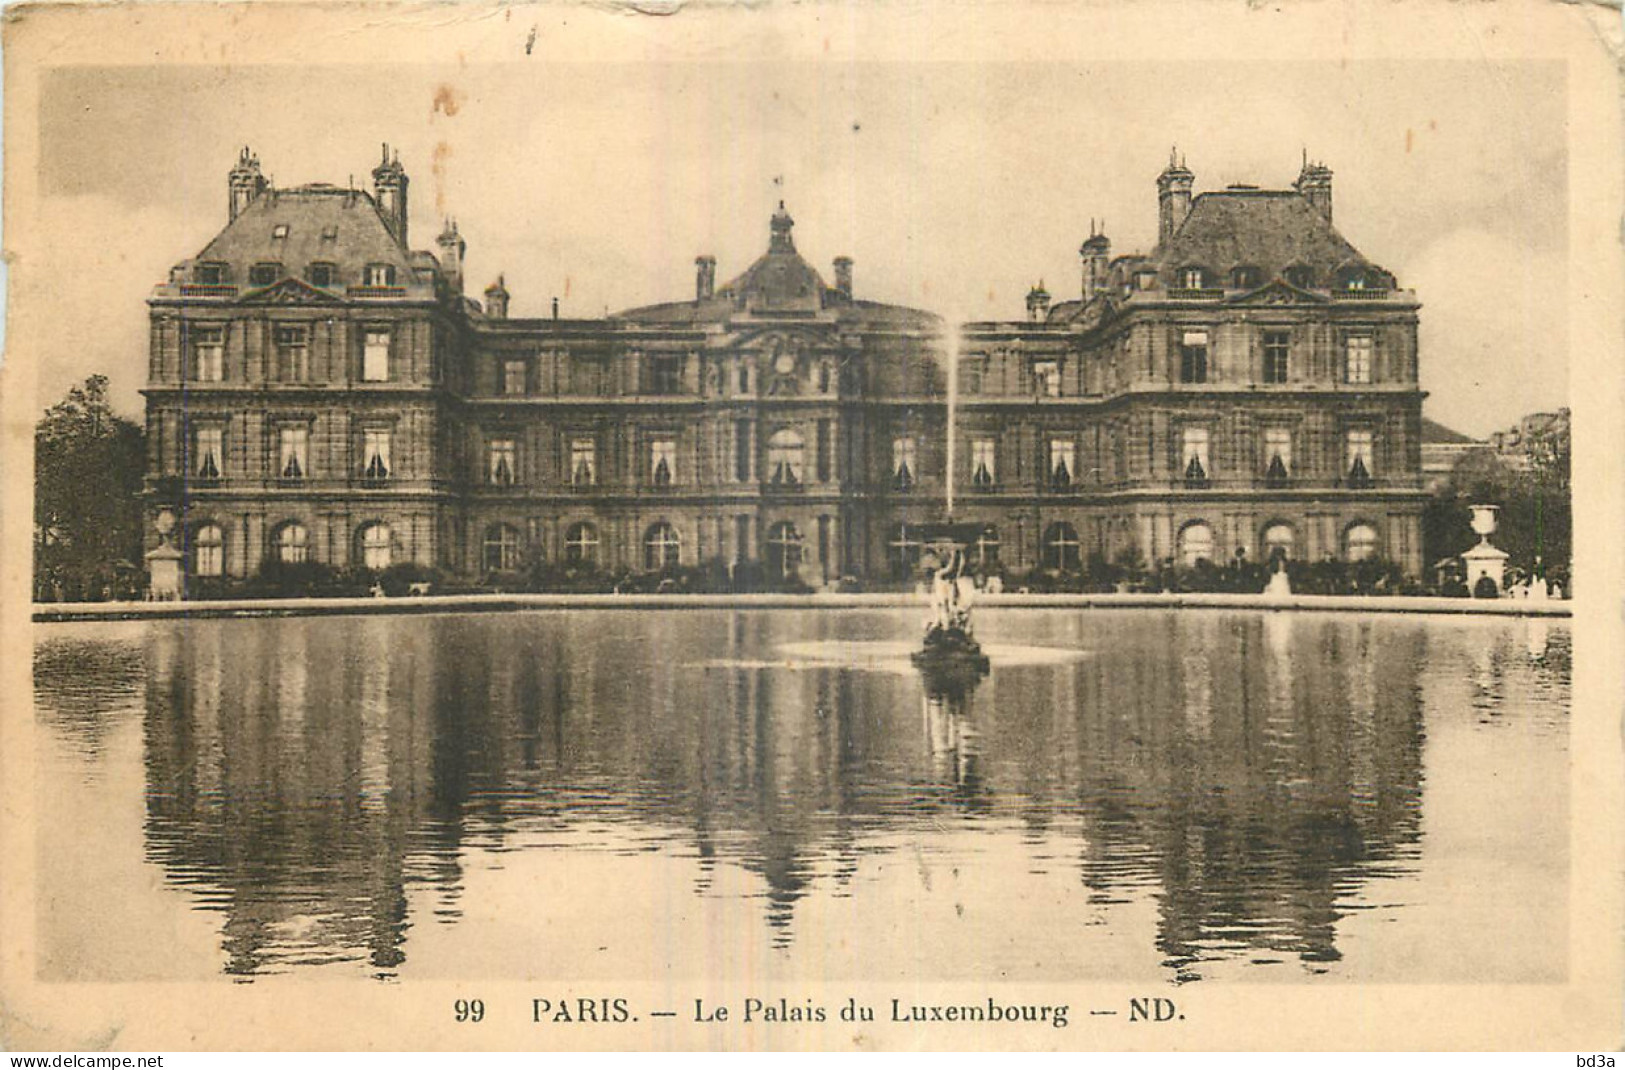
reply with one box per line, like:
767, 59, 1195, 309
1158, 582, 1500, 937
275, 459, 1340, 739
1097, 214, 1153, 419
1156, 148, 1195, 247
483, 275, 510, 320
1295, 153, 1334, 221
695, 255, 716, 300
228, 145, 267, 222
371, 143, 410, 247
1026, 281, 1051, 323
436, 219, 466, 295
833, 256, 853, 299
1079, 221, 1111, 302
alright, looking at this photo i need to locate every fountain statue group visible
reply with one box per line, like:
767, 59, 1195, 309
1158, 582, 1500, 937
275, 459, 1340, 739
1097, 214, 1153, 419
912, 542, 991, 686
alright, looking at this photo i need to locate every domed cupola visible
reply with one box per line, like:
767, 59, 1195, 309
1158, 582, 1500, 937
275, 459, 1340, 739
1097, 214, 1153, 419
769, 200, 797, 253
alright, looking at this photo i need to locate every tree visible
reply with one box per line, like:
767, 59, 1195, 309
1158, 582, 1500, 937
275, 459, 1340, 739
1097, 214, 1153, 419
1422, 409, 1571, 586
34, 375, 146, 600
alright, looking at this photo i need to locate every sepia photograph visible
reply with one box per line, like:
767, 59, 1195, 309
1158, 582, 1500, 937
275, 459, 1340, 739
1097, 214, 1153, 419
2, 0, 1621, 1053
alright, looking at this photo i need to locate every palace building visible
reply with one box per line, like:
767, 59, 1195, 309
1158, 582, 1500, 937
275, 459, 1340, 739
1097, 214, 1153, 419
142, 146, 1424, 587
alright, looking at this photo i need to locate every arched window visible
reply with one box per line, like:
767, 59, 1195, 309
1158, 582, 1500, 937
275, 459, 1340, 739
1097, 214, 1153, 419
483, 524, 521, 573
192, 523, 224, 577
887, 524, 923, 578
1262, 522, 1295, 564
1336, 263, 1369, 291
1344, 523, 1380, 563
358, 522, 392, 570
274, 522, 309, 564
971, 526, 1000, 568
766, 429, 805, 485
1178, 521, 1216, 568
644, 522, 681, 571
1043, 522, 1082, 572
766, 521, 803, 579
564, 522, 599, 566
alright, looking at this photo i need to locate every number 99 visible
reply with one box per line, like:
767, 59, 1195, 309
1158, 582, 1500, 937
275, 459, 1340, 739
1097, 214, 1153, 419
455, 998, 485, 1023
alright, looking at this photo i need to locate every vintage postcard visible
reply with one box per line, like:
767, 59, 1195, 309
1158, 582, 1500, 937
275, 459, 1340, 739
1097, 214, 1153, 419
2, 0, 1621, 1052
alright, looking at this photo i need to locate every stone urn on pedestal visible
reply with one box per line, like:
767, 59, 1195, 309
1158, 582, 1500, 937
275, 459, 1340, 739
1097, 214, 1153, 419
1461, 504, 1509, 598
144, 508, 185, 602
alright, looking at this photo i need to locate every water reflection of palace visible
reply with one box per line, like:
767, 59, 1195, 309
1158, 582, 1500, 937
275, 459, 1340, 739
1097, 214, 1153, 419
33, 611, 1564, 980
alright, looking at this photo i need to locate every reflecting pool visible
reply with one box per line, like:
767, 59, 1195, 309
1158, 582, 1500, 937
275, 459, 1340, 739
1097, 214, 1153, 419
33, 609, 1570, 984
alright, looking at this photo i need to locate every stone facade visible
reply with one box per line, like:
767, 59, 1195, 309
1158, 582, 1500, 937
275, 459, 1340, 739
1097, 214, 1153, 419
143, 147, 1425, 588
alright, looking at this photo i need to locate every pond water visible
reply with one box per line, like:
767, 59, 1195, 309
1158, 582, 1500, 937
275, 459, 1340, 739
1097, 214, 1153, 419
32, 608, 1570, 985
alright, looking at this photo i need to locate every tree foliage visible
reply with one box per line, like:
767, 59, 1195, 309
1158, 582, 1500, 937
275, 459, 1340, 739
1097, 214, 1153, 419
1422, 409, 1571, 585
34, 375, 146, 600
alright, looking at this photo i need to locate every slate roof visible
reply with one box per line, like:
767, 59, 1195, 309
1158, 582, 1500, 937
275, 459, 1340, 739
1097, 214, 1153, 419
717, 247, 830, 309
616, 206, 938, 329
1421, 417, 1484, 446
191, 185, 423, 288
1153, 190, 1391, 283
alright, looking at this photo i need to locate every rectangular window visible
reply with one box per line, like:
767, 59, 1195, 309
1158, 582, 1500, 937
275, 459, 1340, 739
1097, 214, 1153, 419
1180, 330, 1209, 384
250, 263, 281, 287
1181, 267, 1207, 289
362, 329, 390, 382
892, 436, 917, 489
503, 359, 527, 395
570, 438, 596, 486
959, 357, 984, 395
275, 325, 308, 382
650, 437, 677, 486
1346, 429, 1375, 483
308, 263, 335, 287
767, 432, 804, 485
194, 426, 223, 480
1263, 331, 1290, 384
1264, 428, 1292, 484
647, 355, 682, 395
970, 437, 996, 488
195, 263, 225, 286
488, 438, 516, 485
1033, 360, 1061, 398
1345, 334, 1373, 384
1049, 439, 1076, 488
193, 328, 224, 382
1182, 427, 1211, 485
364, 264, 395, 287
816, 420, 832, 482
278, 426, 309, 480
362, 428, 391, 481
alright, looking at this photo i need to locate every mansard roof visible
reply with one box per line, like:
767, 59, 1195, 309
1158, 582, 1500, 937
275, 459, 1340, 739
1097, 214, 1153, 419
1155, 189, 1391, 282
616, 204, 938, 329
192, 185, 422, 280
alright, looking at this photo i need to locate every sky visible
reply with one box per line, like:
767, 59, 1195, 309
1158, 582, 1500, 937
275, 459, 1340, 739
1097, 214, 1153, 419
32, 58, 1567, 436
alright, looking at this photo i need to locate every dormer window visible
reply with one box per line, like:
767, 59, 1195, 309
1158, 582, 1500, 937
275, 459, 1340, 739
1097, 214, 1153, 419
308, 262, 336, 287
1231, 266, 1263, 289
271, 224, 289, 240
364, 263, 396, 287
1284, 265, 1316, 289
1134, 270, 1158, 292
1179, 267, 1209, 289
321, 225, 339, 242
194, 262, 228, 286
249, 262, 283, 287
1337, 265, 1370, 291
